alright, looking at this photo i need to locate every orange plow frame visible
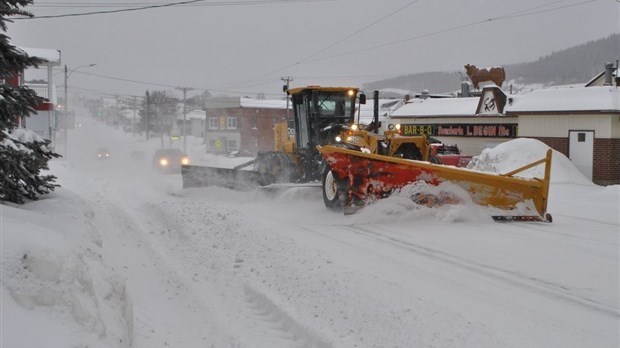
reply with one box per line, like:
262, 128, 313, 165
319, 146, 552, 222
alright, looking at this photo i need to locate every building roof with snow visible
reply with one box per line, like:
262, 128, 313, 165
240, 97, 288, 109
585, 64, 618, 87
205, 97, 288, 110
187, 109, 207, 120
357, 99, 405, 118
390, 97, 479, 118
19, 47, 61, 66
175, 109, 207, 120
355, 99, 405, 125
506, 86, 619, 114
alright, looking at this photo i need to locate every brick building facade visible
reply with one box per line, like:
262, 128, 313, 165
204, 97, 288, 154
507, 86, 620, 185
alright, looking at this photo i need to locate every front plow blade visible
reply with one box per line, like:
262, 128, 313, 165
181, 165, 276, 190
318, 145, 552, 221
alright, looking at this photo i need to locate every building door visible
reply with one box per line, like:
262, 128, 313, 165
569, 131, 594, 180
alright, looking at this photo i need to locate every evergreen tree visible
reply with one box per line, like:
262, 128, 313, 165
187, 90, 210, 110
138, 90, 178, 136
1, 0, 61, 204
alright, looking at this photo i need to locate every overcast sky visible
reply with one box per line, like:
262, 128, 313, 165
7, 0, 620, 101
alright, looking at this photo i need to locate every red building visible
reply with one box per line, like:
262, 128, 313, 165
12, 47, 62, 142
204, 97, 289, 154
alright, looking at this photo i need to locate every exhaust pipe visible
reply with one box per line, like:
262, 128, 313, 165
373, 90, 379, 134
604, 62, 614, 86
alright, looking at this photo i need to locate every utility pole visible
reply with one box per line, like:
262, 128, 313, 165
63, 63, 96, 158
203, 109, 208, 154
176, 87, 193, 153
133, 95, 137, 137
64, 65, 68, 156
145, 91, 150, 140
115, 95, 120, 129
281, 76, 293, 120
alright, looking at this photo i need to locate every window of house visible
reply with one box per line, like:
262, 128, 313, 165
577, 133, 586, 142
208, 117, 219, 130
227, 139, 238, 151
227, 117, 238, 129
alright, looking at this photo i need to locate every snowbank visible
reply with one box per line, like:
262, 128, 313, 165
467, 138, 593, 185
1, 191, 133, 348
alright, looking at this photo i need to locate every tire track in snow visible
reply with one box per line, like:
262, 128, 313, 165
485, 218, 618, 246
340, 224, 618, 318
91, 184, 237, 347
134, 198, 336, 348
237, 285, 333, 348
550, 213, 619, 228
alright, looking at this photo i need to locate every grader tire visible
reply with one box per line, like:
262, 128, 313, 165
322, 169, 344, 210
256, 152, 293, 183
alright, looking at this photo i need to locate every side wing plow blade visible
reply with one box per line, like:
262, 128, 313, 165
181, 165, 276, 190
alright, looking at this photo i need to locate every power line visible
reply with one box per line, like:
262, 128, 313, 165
16, 0, 331, 19
16, 0, 209, 18
31, 0, 328, 7
301, 0, 600, 65
58, 69, 286, 98
297, 0, 421, 64
32, 0, 604, 98
246, 0, 422, 82
241, 0, 600, 86
68, 70, 184, 89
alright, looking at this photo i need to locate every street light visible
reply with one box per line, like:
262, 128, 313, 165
175, 87, 193, 153
63, 63, 96, 157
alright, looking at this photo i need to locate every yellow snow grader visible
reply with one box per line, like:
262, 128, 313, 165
182, 86, 552, 221
182, 86, 369, 188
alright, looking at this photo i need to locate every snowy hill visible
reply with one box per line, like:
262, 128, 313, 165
364, 34, 619, 95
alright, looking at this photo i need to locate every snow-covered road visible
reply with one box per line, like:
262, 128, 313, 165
3, 117, 618, 347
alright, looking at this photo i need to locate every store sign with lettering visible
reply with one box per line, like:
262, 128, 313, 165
401, 123, 517, 138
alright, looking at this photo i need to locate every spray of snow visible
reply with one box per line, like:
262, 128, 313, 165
354, 181, 490, 224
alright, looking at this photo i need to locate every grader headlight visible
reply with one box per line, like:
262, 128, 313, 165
388, 123, 402, 134
346, 136, 362, 145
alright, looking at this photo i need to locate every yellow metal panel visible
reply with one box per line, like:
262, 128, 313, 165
287, 86, 359, 95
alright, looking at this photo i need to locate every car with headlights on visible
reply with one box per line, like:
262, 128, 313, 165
152, 148, 189, 173
96, 147, 111, 159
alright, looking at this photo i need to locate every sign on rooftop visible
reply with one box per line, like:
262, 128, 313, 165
19, 47, 61, 66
